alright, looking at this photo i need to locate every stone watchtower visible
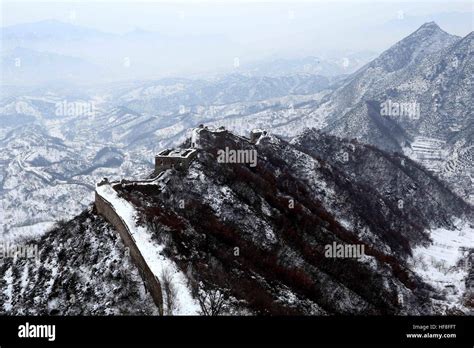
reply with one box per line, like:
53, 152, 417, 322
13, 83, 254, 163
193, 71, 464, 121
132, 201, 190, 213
250, 129, 267, 144
155, 148, 197, 174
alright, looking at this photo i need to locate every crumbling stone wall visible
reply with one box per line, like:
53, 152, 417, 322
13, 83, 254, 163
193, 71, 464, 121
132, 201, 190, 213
95, 191, 164, 315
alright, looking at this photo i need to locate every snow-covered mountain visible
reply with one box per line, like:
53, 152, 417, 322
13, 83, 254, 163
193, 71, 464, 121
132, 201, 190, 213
0, 81, 321, 238
0, 21, 472, 316
0, 210, 158, 315
116, 74, 333, 114
1, 22, 471, 242
1, 128, 472, 315
275, 22, 473, 203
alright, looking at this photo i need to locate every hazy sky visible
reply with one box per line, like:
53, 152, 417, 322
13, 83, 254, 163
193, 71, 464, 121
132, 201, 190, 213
1, 0, 472, 81
1, 1, 472, 50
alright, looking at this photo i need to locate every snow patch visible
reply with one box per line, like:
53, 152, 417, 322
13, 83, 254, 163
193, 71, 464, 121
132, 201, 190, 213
409, 220, 474, 310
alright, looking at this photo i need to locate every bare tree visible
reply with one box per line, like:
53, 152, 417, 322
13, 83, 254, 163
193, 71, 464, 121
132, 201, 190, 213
196, 284, 228, 316
186, 257, 230, 315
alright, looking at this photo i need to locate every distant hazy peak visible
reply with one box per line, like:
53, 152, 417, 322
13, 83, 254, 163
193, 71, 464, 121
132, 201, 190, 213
415, 21, 443, 32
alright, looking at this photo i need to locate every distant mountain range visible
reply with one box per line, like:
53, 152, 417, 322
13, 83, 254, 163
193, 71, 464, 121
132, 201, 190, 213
0, 20, 374, 84
1, 19, 111, 42
1, 47, 104, 84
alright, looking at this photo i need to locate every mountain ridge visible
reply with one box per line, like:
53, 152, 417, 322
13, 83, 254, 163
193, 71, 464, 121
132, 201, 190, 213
2, 127, 472, 315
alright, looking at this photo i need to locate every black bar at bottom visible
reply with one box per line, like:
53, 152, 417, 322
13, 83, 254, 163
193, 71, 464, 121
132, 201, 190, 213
0, 316, 472, 346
